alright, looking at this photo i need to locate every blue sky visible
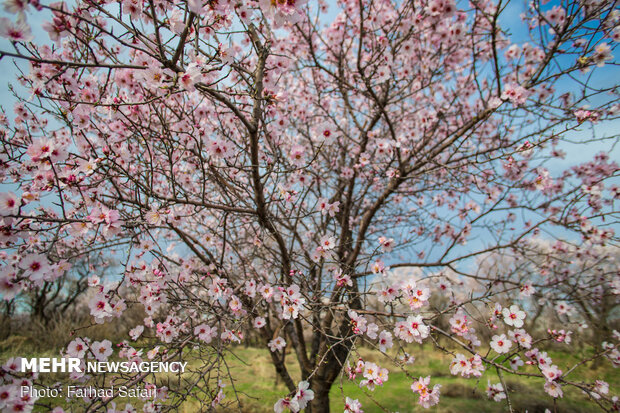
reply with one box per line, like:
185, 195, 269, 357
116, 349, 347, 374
0, 1, 617, 273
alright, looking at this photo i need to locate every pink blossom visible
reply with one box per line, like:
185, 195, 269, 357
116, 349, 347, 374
145, 206, 164, 226
544, 381, 563, 398
592, 43, 613, 67
0, 192, 20, 216
91, 339, 113, 361
89, 293, 113, 321
502, 304, 526, 328
3, 0, 29, 14
509, 356, 524, 371
541, 364, 562, 382
194, 324, 217, 343
486, 381, 506, 402
67, 338, 88, 358
0, 272, 18, 301
268, 337, 286, 352
259, 0, 308, 27
411, 376, 441, 408
450, 353, 485, 377
371, 260, 387, 275
254, 317, 266, 329
501, 83, 530, 106
509, 329, 532, 349
129, 325, 144, 341
344, 397, 363, 413
274, 396, 299, 413
490, 334, 512, 354
0, 17, 33, 42
378, 331, 393, 352
378, 236, 395, 252
294, 381, 314, 410
394, 315, 429, 344
19, 254, 51, 281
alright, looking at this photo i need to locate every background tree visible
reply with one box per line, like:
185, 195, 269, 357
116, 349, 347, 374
0, 0, 618, 411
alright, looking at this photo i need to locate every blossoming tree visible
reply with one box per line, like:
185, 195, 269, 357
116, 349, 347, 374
0, 0, 618, 411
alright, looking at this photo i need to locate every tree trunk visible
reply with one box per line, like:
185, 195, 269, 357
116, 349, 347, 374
308, 381, 330, 413
307, 327, 353, 412
306, 283, 362, 412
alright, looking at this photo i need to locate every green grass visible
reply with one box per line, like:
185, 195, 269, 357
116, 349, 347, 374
185, 345, 617, 412
1, 336, 616, 412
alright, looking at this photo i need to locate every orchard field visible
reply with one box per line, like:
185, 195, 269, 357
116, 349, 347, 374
1, 316, 617, 412
0, 0, 618, 412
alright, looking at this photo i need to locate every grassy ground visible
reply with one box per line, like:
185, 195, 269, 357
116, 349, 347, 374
2, 334, 616, 412
179, 344, 617, 412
